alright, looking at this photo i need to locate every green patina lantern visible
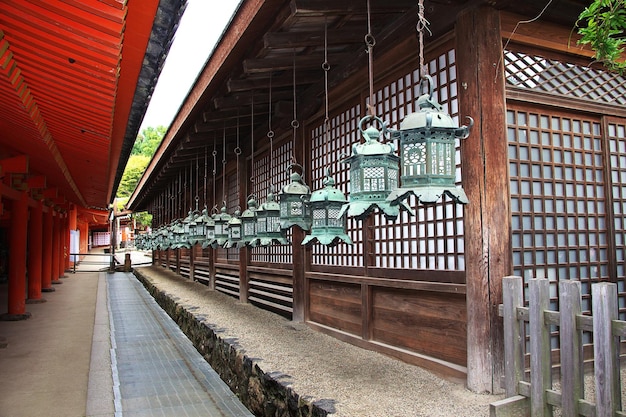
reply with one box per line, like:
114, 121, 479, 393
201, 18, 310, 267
202, 206, 217, 249
302, 170, 352, 247
213, 202, 232, 247
164, 222, 175, 250
338, 115, 412, 221
173, 219, 190, 249
224, 208, 243, 249
253, 187, 288, 246
278, 164, 311, 231
189, 208, 206, 246
387, 75, 472, 205
239, 195, 258, 248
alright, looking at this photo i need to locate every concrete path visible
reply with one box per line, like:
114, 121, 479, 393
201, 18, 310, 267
0, 253, 253, 417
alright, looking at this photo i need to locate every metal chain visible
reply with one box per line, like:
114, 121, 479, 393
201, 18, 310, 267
291, 50, 299, 163
365, 0, 376, 116
323, 17, 331, 162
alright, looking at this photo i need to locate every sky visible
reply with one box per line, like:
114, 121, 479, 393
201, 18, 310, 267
139, 0, 241, 132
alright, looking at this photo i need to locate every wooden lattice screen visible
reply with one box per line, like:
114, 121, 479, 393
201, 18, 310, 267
507, 105, 609, 318
505, 50, 626, 106
250, 138, 293, 265
372, 48, 465, 271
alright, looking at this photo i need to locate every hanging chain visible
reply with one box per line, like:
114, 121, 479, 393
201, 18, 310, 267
417, 0, 431, 78
212, 135, 217, 209
204, 145, 208, 207
250, 92, 255, 188
365, 0, 376, 117
291, 50, 299, 163
222, 122, 227, 205
195, 151, 199, 211
235, 111, 241, 202
323, 17, 331, 166
267, 72, 275, 189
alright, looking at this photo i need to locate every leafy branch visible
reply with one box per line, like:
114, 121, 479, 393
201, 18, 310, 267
576, 0, 626, 73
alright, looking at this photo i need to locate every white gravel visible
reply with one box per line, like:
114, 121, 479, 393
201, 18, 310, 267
136, 266, 502, 416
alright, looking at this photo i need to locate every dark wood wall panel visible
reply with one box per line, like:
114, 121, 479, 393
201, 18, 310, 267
371, 288, 467, 366
308, 280, 362, 336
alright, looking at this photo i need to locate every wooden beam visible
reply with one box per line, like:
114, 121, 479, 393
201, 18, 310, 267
457, 6, 509, 394
243, 54, 346, 74
27, 175, 46, 189
43, 188, 58, 199
290, 0, 415, 15
227, 71, 319, 92
263, 29, 362, 49
0, 155, 29, 174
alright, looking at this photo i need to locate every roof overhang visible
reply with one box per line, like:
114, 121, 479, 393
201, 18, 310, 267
0, 0, 186, 211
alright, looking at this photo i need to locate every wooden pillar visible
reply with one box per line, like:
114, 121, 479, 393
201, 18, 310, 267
42, 206, 54, 292
2, 191, 31, 319
51, 211, 62, 285
61, 213, 69, 276
456, 6, 510, 393
209, 248, 216, 291
27, 200, 45, 303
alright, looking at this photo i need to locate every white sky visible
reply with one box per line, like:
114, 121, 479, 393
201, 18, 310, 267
139, 0, 241, 132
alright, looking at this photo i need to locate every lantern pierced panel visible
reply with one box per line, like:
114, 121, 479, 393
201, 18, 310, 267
508, 106, 609, 314
250, 139, 293, 264
505, 50, 626, 105
370, 47, 465, 271
310, 104, 364, 267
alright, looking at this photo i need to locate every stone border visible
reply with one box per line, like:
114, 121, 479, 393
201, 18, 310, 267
134, 269, 333, 417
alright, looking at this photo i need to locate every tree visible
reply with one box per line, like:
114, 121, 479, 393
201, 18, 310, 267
117, 154, 150, 197
132, 125, 166, 157
576, 0, 626, 73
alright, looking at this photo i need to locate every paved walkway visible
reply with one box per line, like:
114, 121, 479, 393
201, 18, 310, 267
0, 251, 253, 417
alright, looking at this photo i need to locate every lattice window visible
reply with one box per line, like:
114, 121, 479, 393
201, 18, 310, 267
607, 119, 626, 319
250, 139, 293, 265
310, 104, 364, 267
369, 48, 465, 271
505, 50, 626, 105
508, 106, 609, 313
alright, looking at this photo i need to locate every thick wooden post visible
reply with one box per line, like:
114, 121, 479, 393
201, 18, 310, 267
60, 213, 69, 277
559, 280, 583, 417
2, 191, 31, 319
27, 200, 45, 303
456, 6, 510, 393
42, 206, 54, 292
529, 279, 552, 417
51, 211, 62, 285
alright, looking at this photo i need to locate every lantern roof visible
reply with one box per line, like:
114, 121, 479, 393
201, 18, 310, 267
309, 176, 347, 204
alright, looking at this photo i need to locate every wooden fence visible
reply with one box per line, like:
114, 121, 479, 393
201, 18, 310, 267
490, 276, 625, 417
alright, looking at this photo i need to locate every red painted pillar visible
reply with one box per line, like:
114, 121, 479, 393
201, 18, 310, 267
42, 206, 54, 292
27, 200, 45, 303
68, 205, 77, 268
2, 191, 31, 320
51, 211, 62, 285
60, 213, 68, 278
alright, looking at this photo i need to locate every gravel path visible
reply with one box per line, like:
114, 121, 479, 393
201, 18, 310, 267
135, 266, 502, 417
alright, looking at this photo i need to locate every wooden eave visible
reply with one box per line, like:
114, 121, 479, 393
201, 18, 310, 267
0, 0, 185, 210
127, 0, 590, 213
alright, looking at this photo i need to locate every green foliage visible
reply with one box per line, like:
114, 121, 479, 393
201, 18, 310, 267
132, 125, 166, 157
134, 211, 153, 229
117, 154, 150, 197
576, 0, 626, 73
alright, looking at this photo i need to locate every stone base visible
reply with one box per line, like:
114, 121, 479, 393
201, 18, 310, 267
0, 312, 32, 321
60, 275, 69, 279
0, 336, 7, 348
51, 280, 63, 285
42, 287, 56, 293
26, 298, 47, 304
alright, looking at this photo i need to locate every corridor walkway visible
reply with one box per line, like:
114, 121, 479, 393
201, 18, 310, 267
0, 254, 253, 417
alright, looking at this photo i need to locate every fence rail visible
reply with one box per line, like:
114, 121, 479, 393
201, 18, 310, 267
491, 276, 625, 417
70, 253, 117, 273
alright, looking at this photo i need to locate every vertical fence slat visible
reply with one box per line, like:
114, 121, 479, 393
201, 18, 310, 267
530, 278, 552, 417
559, 280, 583, 417
503, 276, 525, 397
592, 283, 621, 417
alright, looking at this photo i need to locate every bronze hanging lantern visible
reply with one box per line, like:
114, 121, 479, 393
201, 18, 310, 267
302, 170, 352, 247
213, 202, 232, 247
339, 115, 413, 221
253, 187, 288, 246
224, 207, 243, 249
240, 195, 258, 248
278, 164, 311, 231
189, 208, 206, 246
202, 206, 218, 249
387, 75, 472, 206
